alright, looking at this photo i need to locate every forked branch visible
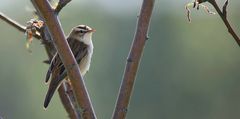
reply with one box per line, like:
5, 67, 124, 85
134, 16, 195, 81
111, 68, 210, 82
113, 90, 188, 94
208, 0, 240, 46
186, 0, 240, 46
55, 0, 72, 14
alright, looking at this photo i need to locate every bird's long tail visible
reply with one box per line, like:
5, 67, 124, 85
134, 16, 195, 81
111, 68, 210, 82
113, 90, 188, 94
44, 75, 63, 108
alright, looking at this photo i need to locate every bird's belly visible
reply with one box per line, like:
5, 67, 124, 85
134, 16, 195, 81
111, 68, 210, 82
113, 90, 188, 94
79, 53, 91, 76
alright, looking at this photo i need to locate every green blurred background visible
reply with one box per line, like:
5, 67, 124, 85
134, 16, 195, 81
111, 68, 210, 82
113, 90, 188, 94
1, 0, 240, 119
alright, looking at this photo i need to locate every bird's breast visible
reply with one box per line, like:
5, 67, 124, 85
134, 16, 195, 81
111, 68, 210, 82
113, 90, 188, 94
79, 44, 93, 76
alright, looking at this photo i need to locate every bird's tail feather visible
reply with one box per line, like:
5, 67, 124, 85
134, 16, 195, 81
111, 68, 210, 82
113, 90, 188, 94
45, 69, 51, 83
44, 75, 63, 108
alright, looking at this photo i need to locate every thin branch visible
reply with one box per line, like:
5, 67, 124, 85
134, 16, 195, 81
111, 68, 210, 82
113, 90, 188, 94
112, 0, 155, 119
55, 0, 72, 14
208, 0, 240, 46
0, 12, 54, 62
0, 12, 26, 32
0, 12, 41, 39
30, 0, 96, 119
222, 0, 228, 18
58, 80, 81, 119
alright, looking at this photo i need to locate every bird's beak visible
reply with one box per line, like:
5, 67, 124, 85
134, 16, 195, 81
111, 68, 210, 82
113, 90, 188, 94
88, 29, 96, 33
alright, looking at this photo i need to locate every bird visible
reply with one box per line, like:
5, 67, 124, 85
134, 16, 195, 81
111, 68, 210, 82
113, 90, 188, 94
44, 25, 95, 108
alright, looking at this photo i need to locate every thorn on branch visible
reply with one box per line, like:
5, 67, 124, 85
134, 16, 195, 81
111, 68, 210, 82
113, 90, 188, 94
127, 57, 133, 63
121, 108, 128, 113
145, 35, 149, 40
43, 60, 51, 64
55, 0, 72, 14
223, 0, 228, 18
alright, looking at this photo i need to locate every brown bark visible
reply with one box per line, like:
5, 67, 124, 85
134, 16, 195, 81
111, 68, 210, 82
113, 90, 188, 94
112, 0, 155, 119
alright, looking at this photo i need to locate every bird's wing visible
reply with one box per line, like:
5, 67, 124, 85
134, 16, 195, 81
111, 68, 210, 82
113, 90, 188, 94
44, 54, 66, 108
45, 54, 63, 83
44, 38, 88, 108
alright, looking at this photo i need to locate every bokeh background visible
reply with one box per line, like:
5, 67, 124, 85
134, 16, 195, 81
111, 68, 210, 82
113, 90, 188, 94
0, 0, 240, 119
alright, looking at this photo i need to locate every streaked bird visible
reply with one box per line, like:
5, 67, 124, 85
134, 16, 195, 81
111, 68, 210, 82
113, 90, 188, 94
44, 25, 95, 108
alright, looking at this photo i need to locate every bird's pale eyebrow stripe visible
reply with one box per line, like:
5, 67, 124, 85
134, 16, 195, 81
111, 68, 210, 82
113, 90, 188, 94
77, 26, 88, 30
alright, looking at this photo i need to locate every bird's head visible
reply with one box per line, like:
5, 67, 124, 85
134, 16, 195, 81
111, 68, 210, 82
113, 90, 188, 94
69, 25, 96, 45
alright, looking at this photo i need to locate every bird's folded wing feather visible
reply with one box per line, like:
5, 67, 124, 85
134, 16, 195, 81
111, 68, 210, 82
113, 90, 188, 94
44, 38, 88, 108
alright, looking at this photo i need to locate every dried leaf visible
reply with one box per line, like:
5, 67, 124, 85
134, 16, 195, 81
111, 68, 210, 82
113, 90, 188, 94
185, 0, 215, 22
25, 19, 44, 52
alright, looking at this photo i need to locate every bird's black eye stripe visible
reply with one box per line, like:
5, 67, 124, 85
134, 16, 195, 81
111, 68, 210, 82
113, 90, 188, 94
76, 29, 87, 33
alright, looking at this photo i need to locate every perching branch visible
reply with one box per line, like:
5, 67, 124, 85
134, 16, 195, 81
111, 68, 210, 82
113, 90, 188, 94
30, 0, 96, 119
30, 3, 80, 117
112, 0, 155, 119
207, 0, 240, 46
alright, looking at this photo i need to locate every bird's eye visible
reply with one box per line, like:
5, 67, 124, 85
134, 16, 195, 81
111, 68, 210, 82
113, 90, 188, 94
76, 28, 86, 34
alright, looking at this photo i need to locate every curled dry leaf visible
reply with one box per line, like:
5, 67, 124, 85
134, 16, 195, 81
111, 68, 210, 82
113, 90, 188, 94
185, 0, 215, 22
25, 19, 44, 52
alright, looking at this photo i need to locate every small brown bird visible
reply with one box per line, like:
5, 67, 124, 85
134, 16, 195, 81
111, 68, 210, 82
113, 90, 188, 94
44, 25, 95, 108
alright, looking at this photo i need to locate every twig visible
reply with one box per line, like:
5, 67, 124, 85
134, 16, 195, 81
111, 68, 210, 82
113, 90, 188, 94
55, 0, 72, 14
222, 0, 228, 18
0, 12, 54, 61
30, 0, 96, 119
208, 0, 240, 46
0, 12, 41, 39
112, 0, 155, 119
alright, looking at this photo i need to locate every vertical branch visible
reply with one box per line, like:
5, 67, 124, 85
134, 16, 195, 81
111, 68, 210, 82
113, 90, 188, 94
30, 0, 96, 119
112, 0, 155, 119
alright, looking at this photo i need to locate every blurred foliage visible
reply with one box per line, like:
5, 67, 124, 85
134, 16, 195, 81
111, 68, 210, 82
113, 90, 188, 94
0, 0, 240, 119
